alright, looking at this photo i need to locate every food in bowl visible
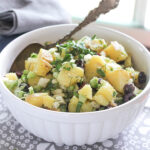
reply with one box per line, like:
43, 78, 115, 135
3, 35, 146, 112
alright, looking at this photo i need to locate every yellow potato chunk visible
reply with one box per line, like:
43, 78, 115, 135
25, 93, 47, 107
98, 56, 122, 78
101, 56, 122, 72
57, 66, 84, 87
28, 73, 52, 87
85, 55, 105, 82
45, 74, 53, 79
93, 80, 116, 106
34, 49, 53, 76
103, 41, 128, 62
106, 69, 131, 93
81, 101, 93, 112
25, 58, 37, 72
126, 67, 139, 84
68, 96, 79, 112
93, 95, 109, 106
87, 39, 107, 52
39, 48, 53, 62
78, 84, 92, 100
78, 36, 106, 52
68, 96, 93, 112
28, 76, 40, 87
5, 73, 18, 80
49, 48, 58, 60
25, 93, 55, 109
124, 55, 132, 67
43, 95, 55, 109
25, 49, 53, 77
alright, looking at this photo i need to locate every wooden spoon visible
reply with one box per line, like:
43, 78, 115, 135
10, 0, 120, 72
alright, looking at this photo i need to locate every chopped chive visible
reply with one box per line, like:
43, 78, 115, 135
30, 53, 38, 58
91, 34, 96, 40
76, 95, 86, 112
59, 104, 67, 112
99, 106, 107, 111
115, 98, 124, 105
113, 91, 117, 97
73, 92, 79, 98
97, 68, 105, 77
63, 67, 71, 71
63, 54, 72, 62
76, 101, 83, 112
67, 85, 75, 92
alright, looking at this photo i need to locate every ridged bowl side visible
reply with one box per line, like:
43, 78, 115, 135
1, 89, 146, 146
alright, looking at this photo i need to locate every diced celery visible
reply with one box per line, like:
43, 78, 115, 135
4, 80, 18, 91
17, 91, 25, 98
33, 85, 42, 92
23, 70, 29, 75
21, 74, 27, 82
29, 86, 34, 94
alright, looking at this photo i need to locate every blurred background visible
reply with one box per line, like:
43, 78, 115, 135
60, 0, 150, 48
0, 0, 150, 50
61, 0, 150, 29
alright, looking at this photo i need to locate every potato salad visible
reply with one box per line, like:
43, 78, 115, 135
4, 35, 146, 112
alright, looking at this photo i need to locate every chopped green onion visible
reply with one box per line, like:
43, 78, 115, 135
99, 106, 107, 111
91, 34, 96, 40
113, 91, 117, 97
76, 101, 83, 112
79, 95, 86, 103
67, 85, 75, 92
63, 67, 71, 71
63, 54, 72, 62
79, 54, 84, 59
30, 53, 38, 58
51, 59, 62, 71
59, 104, 67, 112
76, 95, 86, 112
97, 68, 105, 77
4, 80, 18, 91
115, 98, 124, 105
73, 92, 79, 98
45, 80, 59, 91
21, 74, 27, 82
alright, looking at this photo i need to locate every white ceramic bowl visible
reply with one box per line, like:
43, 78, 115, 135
0, 24, 150, 146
